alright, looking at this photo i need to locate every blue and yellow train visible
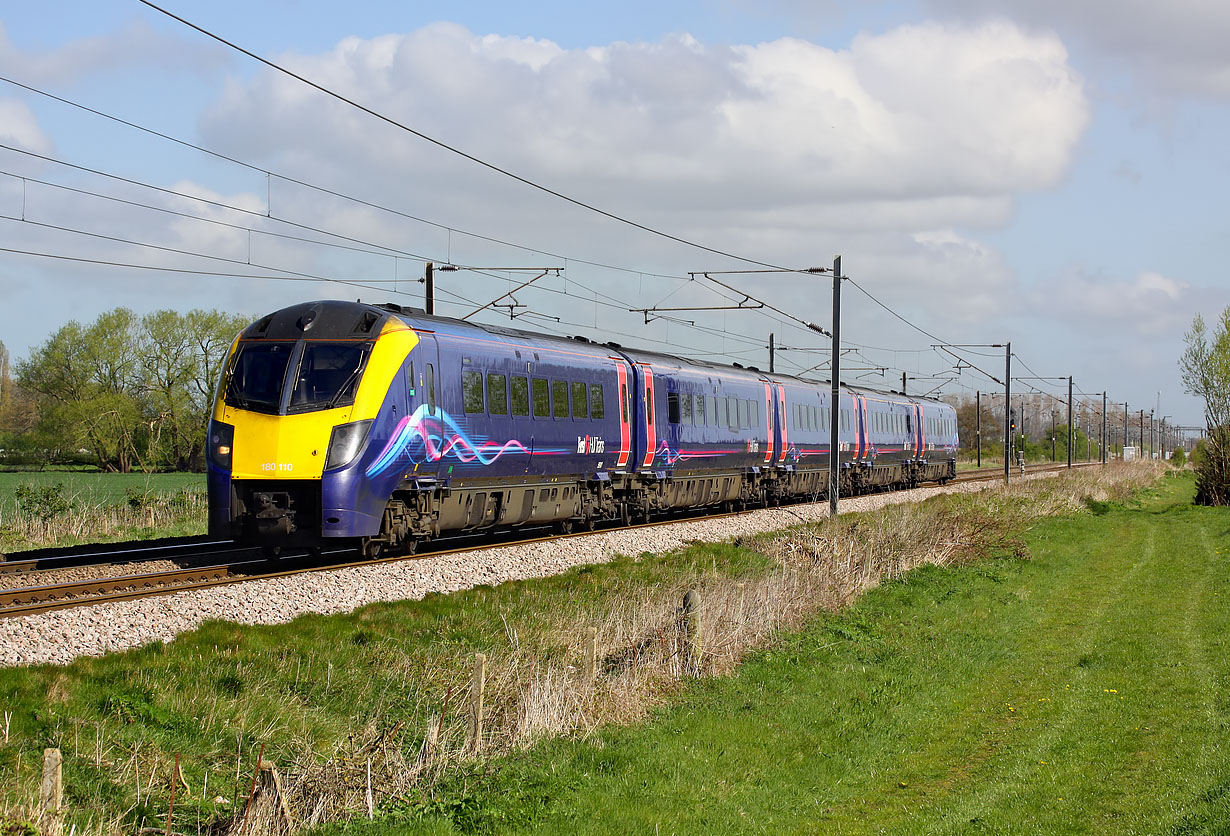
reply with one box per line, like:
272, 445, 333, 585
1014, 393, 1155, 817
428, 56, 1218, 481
206, 300, 958, 556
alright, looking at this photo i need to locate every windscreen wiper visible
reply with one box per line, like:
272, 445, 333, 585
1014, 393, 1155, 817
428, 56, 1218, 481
224, 374, 252, 410
325, 357, 368, 410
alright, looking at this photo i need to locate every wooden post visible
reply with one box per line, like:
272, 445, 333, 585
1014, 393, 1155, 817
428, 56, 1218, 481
683, 589, 703, 676
469, 653, 487, 755
584, 627, 598, 682
39, 748, 63, 836
164, 753, 178, 836
365, 759, 374, 819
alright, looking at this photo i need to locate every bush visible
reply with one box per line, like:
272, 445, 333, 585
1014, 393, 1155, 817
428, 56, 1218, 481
1170, 447, 1187, 467
1193, 429, 1230, 506
13, 481, 70, 522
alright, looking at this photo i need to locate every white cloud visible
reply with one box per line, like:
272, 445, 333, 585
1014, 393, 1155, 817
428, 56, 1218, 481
0, 19, 229, 85
203, 21, 1087, 216
0, 97, 50, 154
1032, 270, 1194, 336
193, 20, 1088, 331
923, 0, 1230, 99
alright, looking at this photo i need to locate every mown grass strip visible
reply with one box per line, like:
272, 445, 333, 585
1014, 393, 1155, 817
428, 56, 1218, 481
312, 474, 1230, 836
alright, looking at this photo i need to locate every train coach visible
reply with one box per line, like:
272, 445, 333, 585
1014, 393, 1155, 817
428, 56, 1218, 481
206, 300, 957, 556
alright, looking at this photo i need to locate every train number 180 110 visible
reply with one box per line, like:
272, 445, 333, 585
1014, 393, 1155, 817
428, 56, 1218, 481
261, 462, 294, 472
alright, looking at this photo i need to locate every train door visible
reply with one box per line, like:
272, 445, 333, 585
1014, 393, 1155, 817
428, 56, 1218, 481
853, 395, 869, 461
775, 383, 788, 463
862, 398, 872, 459
761, 381, 776, 465
915, 403, 926, 457
637, 364, 657, 470
611, 357, 632, 471
409, 331, 442, 480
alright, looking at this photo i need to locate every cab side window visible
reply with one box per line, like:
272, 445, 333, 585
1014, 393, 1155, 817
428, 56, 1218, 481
426, 363, 436, 414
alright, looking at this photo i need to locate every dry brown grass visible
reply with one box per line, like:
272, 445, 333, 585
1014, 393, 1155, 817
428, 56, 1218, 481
0, 486, 206, 552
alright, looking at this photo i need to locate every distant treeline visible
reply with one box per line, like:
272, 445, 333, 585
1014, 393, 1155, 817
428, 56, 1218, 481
0, 308, 248, 472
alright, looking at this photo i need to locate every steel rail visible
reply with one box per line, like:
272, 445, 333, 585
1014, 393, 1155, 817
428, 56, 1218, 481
0, 537, 237, 575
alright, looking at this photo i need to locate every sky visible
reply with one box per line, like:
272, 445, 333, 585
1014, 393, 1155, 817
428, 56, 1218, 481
1, 0, 1227, 433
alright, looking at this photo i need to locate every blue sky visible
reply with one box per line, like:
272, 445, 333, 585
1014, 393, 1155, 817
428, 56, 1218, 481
2, 0, 1227, 432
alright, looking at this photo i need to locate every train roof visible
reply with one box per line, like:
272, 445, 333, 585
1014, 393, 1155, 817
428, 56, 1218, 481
248, 300, 951, 408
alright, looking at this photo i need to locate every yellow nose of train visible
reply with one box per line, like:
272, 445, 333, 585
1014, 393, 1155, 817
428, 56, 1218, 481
206, 301, 419, 543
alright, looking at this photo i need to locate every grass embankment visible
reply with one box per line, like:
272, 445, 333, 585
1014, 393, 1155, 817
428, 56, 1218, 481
0, 471, 205, 553
328, 469, 1226, 836
0, 465, 1201, 836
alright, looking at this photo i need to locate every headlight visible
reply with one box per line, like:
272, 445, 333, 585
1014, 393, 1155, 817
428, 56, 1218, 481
326, 420, 373, 470
207, 420, 234, 469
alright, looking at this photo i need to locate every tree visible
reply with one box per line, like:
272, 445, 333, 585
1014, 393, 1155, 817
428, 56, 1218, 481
18, 310, 145, 471
1180, 309, 1230, 505
140, 309, 247, 470
15, 307, 246, 472
956, 398, 1001, 453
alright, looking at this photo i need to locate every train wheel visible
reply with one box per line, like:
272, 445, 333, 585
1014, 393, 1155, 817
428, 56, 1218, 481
582, 517, 597, 531
619, 502, 631, 527
401, 537, 419, 555
260, 545, 282, 560
362, 539, 384, 560
556, 520, 574, 535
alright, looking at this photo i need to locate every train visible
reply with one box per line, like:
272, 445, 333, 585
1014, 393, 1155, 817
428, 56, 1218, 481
206, 300, 958, 556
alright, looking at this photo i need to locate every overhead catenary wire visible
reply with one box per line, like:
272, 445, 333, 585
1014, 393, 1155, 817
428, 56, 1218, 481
0, 115, 833, 351
1, 49, 1075, 396
136, 0, 819, 278
0, 151, 813, 367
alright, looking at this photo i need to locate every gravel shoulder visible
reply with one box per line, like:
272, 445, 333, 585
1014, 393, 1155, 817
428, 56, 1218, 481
0, 478, 1014, 668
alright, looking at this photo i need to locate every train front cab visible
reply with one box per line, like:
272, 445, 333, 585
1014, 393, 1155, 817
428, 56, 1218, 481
206, 302, 419, 549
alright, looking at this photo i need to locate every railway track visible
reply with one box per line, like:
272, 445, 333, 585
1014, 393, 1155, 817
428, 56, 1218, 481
0, 537, 245, 576
0, 461, 1098, 619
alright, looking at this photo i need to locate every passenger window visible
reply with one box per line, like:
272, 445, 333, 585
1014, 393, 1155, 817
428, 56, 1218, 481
619, 383, 628, 422
726, 396, 737, 429
680, 391, 692, 423
590, 383, 604, 419
511, 376, 529, 417
905, 414, 912, 433
463, 370, 485, 413
532, 378, 550, 419
737, 398, 748, 429
647, 386, 654, 425
752, 399, 759, 428
707, 396, 717, 426
488, 372, 507, 416
793, 403, 801, 430
426, 363, 436, 414
667, 391, 681, 424
695, 394, 706, 425
552, 380, 569, 419
571, 381, 588, 419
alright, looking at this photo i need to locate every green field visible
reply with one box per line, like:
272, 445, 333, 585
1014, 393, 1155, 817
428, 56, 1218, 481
0, 470, 204, 516
317, 473, 1230, 836
0, 470, 206, 551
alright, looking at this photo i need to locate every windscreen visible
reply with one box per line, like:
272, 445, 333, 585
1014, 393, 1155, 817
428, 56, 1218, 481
224, 341, 295, 414
288, 341, 373, 411
223, 340, 374, 414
